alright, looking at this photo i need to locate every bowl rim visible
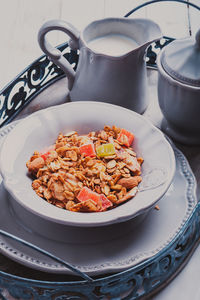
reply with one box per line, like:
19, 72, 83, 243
0, 101, 176, 227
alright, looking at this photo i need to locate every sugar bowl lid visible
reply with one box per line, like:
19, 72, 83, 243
161, 29, 200, 87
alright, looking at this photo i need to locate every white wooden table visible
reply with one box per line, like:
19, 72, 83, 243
0, 1, 200, 299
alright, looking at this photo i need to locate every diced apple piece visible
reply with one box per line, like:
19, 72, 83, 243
100, 194, 113, 211
79, 143, 96, 157
117, 128, 134, 147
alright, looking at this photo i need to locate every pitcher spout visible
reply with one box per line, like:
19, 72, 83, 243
135, 18, 162, 49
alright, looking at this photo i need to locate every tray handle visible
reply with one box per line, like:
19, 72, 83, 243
0, 229, 94, 282
124, 0, 200, 68
124, 0, 200, 18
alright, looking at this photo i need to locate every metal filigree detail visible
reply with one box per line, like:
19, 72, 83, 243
146, 36, 174, 68
0, 38, 173, 128
0, 44, 78, 127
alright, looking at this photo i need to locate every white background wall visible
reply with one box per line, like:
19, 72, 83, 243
0, 0, 199, 90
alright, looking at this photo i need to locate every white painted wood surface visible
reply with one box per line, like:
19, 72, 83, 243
0, 0, 199, 91
0, 1, 199, 299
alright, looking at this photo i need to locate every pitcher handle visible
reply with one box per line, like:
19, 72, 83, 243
38, 20, 80, 90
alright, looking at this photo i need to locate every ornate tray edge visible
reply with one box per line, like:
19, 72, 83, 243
0, 43, 78, 128
0, 38, 173, 129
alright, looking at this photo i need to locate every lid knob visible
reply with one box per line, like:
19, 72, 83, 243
195, 29, 200, 49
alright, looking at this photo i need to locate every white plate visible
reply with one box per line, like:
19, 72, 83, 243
0, 122, 197, 276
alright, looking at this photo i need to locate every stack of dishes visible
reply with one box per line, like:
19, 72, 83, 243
0, 101, 192, 277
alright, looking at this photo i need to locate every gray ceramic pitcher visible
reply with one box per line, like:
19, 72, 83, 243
38, 18, 162, 113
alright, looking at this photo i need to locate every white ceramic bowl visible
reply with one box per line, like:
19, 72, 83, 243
0, 102, 175, 233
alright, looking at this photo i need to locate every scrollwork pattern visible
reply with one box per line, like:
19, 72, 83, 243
0, 38, 173, 128
0, 43, 78, 127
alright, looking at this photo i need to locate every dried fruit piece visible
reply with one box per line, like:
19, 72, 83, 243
117, 128, 134, 147
77, 186, 101, 204
41, 151, 50, 161
96, 143, 115, 157
77, 187, 112, 211
40, 145, 55, 160
100, 194, 113, 211
79, 143, 96, 157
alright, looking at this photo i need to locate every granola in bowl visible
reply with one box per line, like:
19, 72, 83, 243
26, 125, 143, 213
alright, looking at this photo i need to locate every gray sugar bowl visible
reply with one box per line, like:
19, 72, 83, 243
157, 29, 200, 145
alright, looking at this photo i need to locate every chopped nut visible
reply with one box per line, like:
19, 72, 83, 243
117, 176, 142, 189
64, 131, 77, 137
116, 187, 138, 204
137, 157, 144, 165
70, 199, 98, 212
103, 155, 117, 160
122, 173, 131, 178
65, 200, 75, 210
86, 159, 96, 167
76, 172, 86, 181
43, 188, 52, 200
28, 157, 44, 173
101, 184, 110, 196
125, 148, 136, 156
123, 168, 130, 174
112, 173, 122, 184
95, 185, 101, 194
107, 160, 117, 169
107, 194, 118, 203
55, 201, 65, 209
107, 167, 116, 174
32, 179, 42, 190
94, 178, 101, 184
110, 184, 122, 191
64, 190, 75, 201
100, 130, 108, 140
114, 142, 121, 150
